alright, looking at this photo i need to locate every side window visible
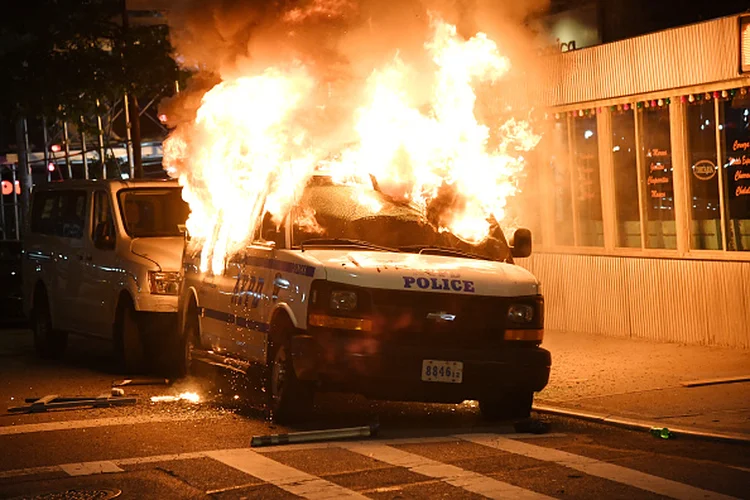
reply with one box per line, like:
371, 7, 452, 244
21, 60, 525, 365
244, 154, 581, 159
31, 192, 60, 235
92, 191, 115, 248
58, 191, 87, 239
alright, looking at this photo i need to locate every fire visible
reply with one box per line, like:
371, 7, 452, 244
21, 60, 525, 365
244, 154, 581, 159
150, 392, 201, 404
164, 16, 540, 273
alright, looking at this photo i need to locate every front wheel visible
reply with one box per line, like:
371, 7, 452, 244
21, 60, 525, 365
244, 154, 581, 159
479, 391, 534, 421
267, 319, 314, 423
114, 302, 146, 374
163, 307, 197, 378
32, 290, 67, 359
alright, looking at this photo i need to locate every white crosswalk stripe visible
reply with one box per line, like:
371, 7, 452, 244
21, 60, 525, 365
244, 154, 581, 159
457, 433, 740, 500
206, 448, 368, 499
341, 441, 554, 500
0, 433, 741, 500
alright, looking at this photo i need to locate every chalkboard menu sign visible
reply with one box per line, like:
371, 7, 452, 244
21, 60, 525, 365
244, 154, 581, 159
722, 97, 750, 222
641, 107, 674, 218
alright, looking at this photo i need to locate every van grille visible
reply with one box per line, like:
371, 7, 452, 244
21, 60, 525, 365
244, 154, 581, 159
368, 289, 543, 349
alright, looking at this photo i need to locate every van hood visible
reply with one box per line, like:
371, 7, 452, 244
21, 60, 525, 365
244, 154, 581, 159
130, 237, 183, 272
303, 249, 539, 297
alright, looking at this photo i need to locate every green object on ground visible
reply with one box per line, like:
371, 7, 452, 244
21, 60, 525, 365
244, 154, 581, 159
650, 427, 673, 439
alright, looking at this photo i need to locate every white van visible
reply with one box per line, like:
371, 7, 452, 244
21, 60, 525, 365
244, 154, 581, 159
177, 175, 550, 422
22, 179, 189, 372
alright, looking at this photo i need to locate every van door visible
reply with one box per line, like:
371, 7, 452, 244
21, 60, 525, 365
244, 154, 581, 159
83, 190, 121, 337
196, 264, 237, 355
52, 190, 89, 332
231, 242, 274, 363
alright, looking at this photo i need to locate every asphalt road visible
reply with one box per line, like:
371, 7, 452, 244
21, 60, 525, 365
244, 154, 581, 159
1, 326, 748, 500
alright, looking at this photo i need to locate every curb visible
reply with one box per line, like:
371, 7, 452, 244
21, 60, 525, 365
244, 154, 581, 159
532, 404, 750, 445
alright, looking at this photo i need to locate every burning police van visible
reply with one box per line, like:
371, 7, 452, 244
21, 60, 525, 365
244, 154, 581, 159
176, 174, 550, 422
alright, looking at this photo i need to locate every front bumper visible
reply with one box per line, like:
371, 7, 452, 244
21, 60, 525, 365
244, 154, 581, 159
291, 332, 551, 403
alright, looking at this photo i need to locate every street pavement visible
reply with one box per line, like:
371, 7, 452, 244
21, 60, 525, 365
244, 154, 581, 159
536, 330, 750, 443
0, 325, 748, 499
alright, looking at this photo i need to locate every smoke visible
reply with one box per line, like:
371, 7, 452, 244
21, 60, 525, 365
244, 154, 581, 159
161, 0, 550, 128
160, 0, 551, 269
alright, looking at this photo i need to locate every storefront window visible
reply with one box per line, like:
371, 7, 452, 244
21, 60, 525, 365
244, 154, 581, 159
611, 109, 640, 247
640, 106, 676, 249
720, 94, 750, 251
571, 115, 603, 246
549, 117, 574, 246
687, 100, 722, 250
506, 149, 543, 246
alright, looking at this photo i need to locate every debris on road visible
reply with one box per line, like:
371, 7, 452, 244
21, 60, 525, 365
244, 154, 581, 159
113, 378, 170, 387
680, 375, 750, 388
650, 427, 674, 439
251, 423, 379, 448
7, 393, 137, 414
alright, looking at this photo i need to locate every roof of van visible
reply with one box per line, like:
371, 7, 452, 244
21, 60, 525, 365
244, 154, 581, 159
32, 178, 180, 191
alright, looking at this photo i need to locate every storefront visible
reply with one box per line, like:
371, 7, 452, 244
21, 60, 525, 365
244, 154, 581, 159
516, 14, 750, 348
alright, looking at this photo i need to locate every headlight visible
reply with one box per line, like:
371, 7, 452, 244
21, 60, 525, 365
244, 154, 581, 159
507, 303, 534, 323
148, 271, 182, 295
330, 290, 357, 311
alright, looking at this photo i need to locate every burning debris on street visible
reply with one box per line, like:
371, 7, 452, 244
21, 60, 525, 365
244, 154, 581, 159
160, 0, 547, 272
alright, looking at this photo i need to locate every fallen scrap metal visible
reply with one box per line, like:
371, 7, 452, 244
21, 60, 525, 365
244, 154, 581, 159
7, 391, 137, 414
112, 378, 170, 387
251, 423, 379, 448
680, 375, 750, 388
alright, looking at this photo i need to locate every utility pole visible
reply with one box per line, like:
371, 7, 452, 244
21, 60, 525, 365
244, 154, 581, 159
14, 118, 31, 234
122, 0, 143, 178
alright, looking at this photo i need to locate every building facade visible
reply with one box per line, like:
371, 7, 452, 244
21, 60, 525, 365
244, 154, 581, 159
517, 14, 750, 348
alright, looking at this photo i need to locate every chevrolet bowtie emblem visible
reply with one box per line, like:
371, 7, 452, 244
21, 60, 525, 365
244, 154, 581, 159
426, 311, 456, 322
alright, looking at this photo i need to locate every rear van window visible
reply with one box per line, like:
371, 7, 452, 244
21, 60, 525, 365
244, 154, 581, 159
31, 190, 88, 239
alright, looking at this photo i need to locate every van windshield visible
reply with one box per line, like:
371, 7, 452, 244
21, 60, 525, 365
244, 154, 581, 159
290, 177, 511, 262
118, 188, 190, 238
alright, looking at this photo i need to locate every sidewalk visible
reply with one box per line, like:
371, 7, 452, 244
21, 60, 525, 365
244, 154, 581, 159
534, 330, 750, 443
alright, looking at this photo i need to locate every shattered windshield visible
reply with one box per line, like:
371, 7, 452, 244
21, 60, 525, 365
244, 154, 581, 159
290, 177, 511, 262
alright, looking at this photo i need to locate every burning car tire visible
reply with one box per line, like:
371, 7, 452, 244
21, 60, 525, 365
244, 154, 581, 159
479, 391, 534, 421
32, 288, 67, 359
267, 317, 314, 423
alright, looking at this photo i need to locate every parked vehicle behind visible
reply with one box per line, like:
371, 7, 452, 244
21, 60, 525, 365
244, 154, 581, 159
22, 179, 189, 372
176, 173, 550, 422
0, 240, 23, 322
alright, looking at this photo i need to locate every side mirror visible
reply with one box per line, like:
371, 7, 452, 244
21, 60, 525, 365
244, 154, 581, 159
94, 220, 115, 250
510, 227, 532, 258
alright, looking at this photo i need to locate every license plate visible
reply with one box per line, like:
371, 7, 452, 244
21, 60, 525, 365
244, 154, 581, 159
421, 360, 463, 383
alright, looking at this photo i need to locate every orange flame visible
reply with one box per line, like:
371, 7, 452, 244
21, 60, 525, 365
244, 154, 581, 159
164, 16, 540, 273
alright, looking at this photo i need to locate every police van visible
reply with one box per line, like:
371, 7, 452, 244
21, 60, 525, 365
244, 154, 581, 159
176, 174, 550, 422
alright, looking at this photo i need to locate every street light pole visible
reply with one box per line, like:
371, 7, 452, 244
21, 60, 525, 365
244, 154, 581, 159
122, 0, 143, 179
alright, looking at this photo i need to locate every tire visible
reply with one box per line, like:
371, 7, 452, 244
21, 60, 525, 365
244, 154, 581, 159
479, 391, 534, 421
266, 317, 314, 423
164, 305, 197, 378
32, 289, 67, 359
114, 301, 146, 374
